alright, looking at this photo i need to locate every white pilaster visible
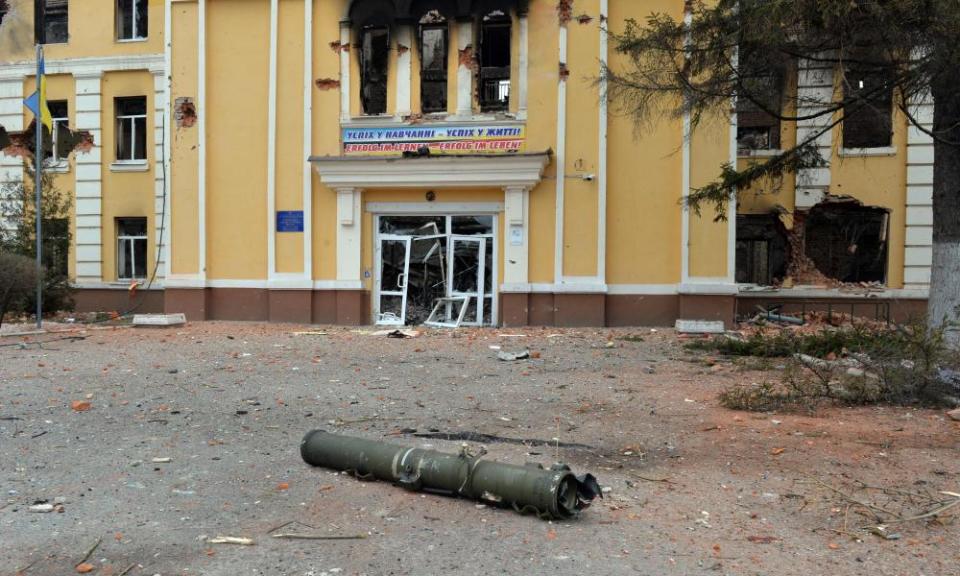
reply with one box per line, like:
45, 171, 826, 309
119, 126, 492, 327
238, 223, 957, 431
455, 20, 473, 117
151, 67, 168, 282
339, 22, 351, 122
0, 79, 24, 234
73, 73, 104, 283
503, 185, 529, 286
303, 0, 314, 280
794, 57, 834, 208
395, 24, 412, 118
554, 22, 568, 284
517, 14, 528, 120
336, 187, 362, 285
904, 92, 934, 289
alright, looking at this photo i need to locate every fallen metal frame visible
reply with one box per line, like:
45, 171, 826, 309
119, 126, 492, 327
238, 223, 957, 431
424, 296, 471, 328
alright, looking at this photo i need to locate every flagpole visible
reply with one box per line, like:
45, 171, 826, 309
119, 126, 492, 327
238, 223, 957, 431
35, 43, 43, 329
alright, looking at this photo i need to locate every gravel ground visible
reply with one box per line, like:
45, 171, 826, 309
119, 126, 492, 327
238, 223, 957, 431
1, 322, 958, 576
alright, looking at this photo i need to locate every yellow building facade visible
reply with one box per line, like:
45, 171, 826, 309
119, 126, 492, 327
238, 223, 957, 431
0, 0, 930, 326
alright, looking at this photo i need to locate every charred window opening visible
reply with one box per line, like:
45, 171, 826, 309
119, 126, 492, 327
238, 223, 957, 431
44, 0, 69, 44
117, 0, 149, 41
0, 2, 8, 26
478, 11, 511, 111
360, 26, 390, 115
419, 11, 448, 113
736, 214, 789, 285
842, 60, 893, 149
804, 202, 888, 284
736, 54, 784, 151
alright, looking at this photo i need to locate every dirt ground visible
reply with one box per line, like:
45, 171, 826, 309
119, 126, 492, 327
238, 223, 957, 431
1, 322, 957, 576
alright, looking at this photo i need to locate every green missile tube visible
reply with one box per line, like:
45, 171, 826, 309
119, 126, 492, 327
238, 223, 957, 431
300, 430, 601, 519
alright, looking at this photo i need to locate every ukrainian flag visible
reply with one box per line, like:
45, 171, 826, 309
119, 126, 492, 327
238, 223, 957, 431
23, 55, 53, 132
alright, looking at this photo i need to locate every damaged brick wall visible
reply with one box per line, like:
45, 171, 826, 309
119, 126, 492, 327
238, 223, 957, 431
765, 198, 890, 288
174, 97, 196, 129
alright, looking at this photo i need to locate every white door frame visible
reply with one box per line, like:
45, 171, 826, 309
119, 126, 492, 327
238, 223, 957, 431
373, 212, 498, 326
373, 234, 412, 326
449, 235, 487, 326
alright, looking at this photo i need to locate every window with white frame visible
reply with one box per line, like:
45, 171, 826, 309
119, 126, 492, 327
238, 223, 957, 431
115, 96, 147, 162
117, 217, 148, 280
46, 100, 69, 163
117, 0, 148, 41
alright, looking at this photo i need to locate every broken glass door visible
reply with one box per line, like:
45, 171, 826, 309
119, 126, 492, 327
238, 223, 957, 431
377, 235, 412, 325
448, 236, 487, 326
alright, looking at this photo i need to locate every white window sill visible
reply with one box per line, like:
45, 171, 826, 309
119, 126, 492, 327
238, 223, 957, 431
738, 148, 783, 158
839, 146, 897, 157
110, 161, 150, 172
116, 37, 149, 43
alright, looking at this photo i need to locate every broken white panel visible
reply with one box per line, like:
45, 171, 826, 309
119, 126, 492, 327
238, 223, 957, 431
133, 313, 187, 326
675, 319, 725, 334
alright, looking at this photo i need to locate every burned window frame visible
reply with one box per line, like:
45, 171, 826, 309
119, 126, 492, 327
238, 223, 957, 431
360, 25, 391, 116
841, 58, 894, 149
43, 0, 69, 45
477, 11, 512, 112
0, 1, 8, 26
735, 51, 786, 152
117, 0, 149, 41
418, 11, 449, 114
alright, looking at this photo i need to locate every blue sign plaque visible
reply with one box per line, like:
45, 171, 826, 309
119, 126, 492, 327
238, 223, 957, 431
276, 211, 304, 233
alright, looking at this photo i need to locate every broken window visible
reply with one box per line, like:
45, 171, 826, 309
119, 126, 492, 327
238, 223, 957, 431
43, 217, 69, 277
360, 26, 390, 115
117, 0, 148, 41
842, 60, 893, 149
736, 214, 789, 285
43, 0, 69, 44
115, 96, 147, 162
419, 11, 448, 113
0, 2, 8, 26
736, 53, 783, 151
804, 202, 888, 283
46, 100, 69, 162
478, 11, 511, 111
117, 217, 148, 280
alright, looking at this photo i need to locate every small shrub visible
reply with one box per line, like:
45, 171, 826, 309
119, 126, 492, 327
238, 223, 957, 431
0, 251, 39, 328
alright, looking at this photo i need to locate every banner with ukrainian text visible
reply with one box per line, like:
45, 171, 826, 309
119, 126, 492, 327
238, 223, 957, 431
342, 124, 525, 156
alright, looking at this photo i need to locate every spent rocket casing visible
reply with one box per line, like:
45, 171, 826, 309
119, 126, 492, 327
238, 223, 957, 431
300, 430, 600, 519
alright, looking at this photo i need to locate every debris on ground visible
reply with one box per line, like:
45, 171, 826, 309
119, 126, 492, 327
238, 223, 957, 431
206, 536, 255, 546
301, 430, 601, 519
370, 329, 420, 338
948, 408, 960, 422
71, 400, 92, 412
497, 350, 530, 361
675, 320, 725, 334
